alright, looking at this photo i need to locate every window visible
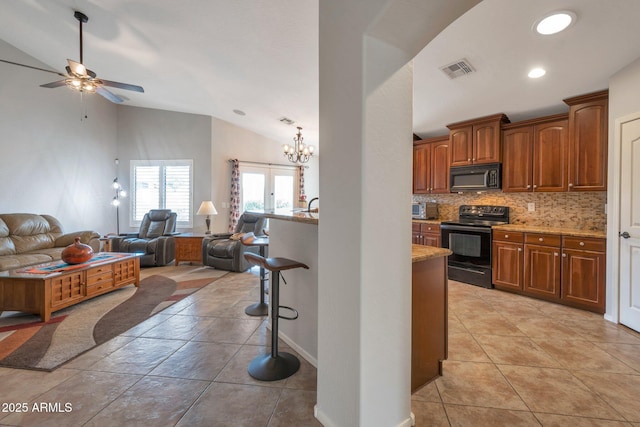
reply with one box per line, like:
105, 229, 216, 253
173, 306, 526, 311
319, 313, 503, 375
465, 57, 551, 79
239, 164, 298, 213
130, 160, 193, 227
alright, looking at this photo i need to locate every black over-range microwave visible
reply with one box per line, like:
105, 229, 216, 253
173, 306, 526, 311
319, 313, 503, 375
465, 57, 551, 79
449, 163, 501, 192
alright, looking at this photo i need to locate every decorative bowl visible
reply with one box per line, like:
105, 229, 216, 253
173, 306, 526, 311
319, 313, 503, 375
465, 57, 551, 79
61, 237, 94, 264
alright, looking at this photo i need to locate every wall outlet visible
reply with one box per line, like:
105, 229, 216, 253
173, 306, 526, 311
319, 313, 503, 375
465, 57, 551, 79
527, 202, 535, 212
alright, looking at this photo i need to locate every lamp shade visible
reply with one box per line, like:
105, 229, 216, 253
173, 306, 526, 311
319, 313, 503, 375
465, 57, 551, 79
196, 201, 218, 216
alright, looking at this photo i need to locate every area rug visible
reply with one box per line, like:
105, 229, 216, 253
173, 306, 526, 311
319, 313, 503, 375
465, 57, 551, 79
0, 266, 228, 371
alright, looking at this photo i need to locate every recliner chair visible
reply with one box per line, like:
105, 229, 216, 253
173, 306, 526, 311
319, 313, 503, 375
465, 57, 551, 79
111, 209, 178, 267
202, 212, 267, 272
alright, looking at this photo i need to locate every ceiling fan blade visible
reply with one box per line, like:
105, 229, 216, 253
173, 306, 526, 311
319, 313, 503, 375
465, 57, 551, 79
101, 79, 144, 93
96, 86, 124, 103
40, 80, 67, 88
0, 59, 66, 77
67, 59, 87, 77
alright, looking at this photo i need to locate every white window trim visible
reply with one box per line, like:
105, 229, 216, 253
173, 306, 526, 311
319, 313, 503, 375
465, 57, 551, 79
130, 159, 194, 228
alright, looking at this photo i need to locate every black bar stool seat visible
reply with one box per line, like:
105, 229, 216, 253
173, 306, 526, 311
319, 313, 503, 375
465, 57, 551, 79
243, 252, 309, 381
240, 232, 270, 316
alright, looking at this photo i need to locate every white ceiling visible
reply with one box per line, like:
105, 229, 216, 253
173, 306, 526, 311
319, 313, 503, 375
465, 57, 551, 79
1, 0, 639, 146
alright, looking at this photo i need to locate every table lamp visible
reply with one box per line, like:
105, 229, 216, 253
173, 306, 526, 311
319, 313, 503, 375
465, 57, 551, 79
196, 201, 218, 234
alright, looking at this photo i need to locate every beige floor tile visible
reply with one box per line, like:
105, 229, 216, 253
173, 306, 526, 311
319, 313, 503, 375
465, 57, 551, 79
435, 361, 528, 410
448, 313, 468, 334
412, 380, 441, 403
0, 367, 80, 404
573, 370, 640, 422
475, 334, 561, 368
140, 314, 215, 340
445, 404, 541, 427
267, 388, 322, 426
411, 401, 450, 426
498, 365, 624, 420
191, 317, 262, 344
593, 342, 640, 373
176, 382, 281, 427
149, 341, 241, 380
284, 356, 317, 391
509, 316, 583, 341
532, 338, 637, 373
89, 337, 186, 374
448, 332, 491, 362
458, 313, 525, 337
214, 344, 288, 387
84, 376, 208, 426
0, 370, 141, 427
119, 313, 174, 337
533, 413, 633, 426
563, 320, 640, 344
63, 336, 136, 370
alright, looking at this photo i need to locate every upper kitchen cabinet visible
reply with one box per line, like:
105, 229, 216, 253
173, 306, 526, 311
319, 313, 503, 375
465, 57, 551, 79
447, 113, 510, 166
413, 135, 450, 194
502, 114, 569, 192
564, 90, 609, 191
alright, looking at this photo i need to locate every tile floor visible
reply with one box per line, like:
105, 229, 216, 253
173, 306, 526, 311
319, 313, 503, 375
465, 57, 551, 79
1, 267, 639, 426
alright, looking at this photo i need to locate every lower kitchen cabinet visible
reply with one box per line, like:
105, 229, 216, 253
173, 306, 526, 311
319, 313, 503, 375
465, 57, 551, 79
492, 231, 524, 291
412, 222, 441, 247
492, 230, 605, 313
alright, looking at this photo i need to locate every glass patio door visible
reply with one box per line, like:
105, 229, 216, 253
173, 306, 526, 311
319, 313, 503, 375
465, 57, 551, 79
239, 165, 297, 213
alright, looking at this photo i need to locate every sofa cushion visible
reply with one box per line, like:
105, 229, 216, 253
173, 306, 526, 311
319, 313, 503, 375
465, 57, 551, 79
0, 253, 53, 271
0, 214, 57, 253
209, 240, 236, 259
0, 218, 16, 256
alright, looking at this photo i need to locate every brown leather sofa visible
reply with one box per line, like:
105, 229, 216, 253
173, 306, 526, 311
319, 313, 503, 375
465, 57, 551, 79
0, 213, 100, 271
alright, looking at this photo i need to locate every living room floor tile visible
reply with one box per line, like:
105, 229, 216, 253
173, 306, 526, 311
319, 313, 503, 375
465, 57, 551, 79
444, 404, 541, 427
149, 341, 241, 380
410, 401, 450, 426
175, 382, 281, 427
572, 370, 640, 422
267, 388, 322, 427
447, 332, 491, 362
214, 344, 289, 388
89, 337, 186, 374
84, 376, 208, 427
532, 338, 637, 373
140, 314, 215, 341
474, 334, 561, 368
533, 413, 633, 426
191, 317, 262, 344
0, 366, 80, 404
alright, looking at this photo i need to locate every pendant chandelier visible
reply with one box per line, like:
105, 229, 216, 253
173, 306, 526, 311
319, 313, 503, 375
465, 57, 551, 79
283, 127, 315, 163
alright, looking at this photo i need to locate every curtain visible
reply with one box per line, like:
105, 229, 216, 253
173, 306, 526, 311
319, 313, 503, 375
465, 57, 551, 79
298, 165, 306, 203
229, 159, 240, 232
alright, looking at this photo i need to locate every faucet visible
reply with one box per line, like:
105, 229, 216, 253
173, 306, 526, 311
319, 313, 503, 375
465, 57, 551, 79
308, 197, 319, 213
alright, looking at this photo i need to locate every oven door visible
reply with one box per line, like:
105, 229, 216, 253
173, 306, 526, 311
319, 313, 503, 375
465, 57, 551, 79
441, 224, 493, 287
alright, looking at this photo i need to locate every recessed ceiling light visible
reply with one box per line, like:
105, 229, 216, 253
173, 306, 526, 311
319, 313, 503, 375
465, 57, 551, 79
534, 11, 575, 35
528, 67, 546, 78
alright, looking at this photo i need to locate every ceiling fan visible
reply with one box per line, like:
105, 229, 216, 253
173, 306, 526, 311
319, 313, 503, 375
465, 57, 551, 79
0, 11, 143, 104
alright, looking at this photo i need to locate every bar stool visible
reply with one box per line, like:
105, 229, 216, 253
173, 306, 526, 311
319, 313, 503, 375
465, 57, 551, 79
240, 232, 269, 316
243, 252, 309, 381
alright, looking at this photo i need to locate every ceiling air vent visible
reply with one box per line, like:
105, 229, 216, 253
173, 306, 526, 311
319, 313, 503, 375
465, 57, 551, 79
279, 117, 295, 125
440, 58, 475, 79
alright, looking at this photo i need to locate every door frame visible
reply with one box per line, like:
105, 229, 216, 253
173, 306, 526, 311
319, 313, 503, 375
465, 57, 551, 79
606, 110, 640, 324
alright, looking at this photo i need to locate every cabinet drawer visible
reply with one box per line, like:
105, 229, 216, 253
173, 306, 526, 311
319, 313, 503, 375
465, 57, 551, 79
562, 236, 606, 252
493, 230, 524, 243
87, 271, 113, 286
421, 224, 440, 233
525, 233, 561, 247
87, 264, 112, 277
412, 223, 421, 232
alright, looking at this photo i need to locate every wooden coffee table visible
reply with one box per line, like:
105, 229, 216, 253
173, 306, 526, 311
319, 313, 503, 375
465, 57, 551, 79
0, 253, 140, 321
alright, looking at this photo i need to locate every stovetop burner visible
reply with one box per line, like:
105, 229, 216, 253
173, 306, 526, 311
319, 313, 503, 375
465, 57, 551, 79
442, 205, 510, 227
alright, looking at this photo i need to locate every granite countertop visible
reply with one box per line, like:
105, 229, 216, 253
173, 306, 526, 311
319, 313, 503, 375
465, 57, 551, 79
411, 244, 452, 263
412, 219, 442, 225
250, 209, 318, 225
492, 224, 606, 239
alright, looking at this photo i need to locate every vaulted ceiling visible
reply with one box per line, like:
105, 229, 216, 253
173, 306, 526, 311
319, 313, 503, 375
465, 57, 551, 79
1, 0, 639, 146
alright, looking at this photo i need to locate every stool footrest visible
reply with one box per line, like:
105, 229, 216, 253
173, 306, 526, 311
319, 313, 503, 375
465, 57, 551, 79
278, 305, 298, 320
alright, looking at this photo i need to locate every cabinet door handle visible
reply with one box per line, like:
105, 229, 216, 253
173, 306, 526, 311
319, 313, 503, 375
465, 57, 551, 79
538, 237, 544, 242
562, 253, 567, 258
554, 252, 559, 256
579, 241, 585, 246
472, 158, 475, 161
518, 248, 522, 252
504, 234, 509, 238
526, 185, 531, 189
467, 158, 471, 162
569, 183, 573, 187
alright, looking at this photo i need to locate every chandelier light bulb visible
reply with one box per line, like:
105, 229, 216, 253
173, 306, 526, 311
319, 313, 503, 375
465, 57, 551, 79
283, 126, 314, 164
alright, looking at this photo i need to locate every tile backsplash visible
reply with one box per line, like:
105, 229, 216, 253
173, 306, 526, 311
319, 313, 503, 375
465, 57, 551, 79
413, 191, 607, 231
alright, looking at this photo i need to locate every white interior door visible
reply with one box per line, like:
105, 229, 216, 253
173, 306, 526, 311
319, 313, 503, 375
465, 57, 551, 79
619, 113, 640, 332
239, 165, 297, 213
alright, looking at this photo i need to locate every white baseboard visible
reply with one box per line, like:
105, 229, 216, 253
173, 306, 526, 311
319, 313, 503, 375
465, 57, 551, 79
265, 323, 318, 368
314, 405, 414, 427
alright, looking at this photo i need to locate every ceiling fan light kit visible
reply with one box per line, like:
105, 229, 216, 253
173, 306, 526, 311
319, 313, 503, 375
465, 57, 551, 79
0, 10, 143, 104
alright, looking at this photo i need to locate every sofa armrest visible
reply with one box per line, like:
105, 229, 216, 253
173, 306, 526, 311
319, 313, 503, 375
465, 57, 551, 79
56, 230, 101, 252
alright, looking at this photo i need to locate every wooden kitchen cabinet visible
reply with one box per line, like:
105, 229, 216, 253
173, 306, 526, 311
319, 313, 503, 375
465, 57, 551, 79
524, 233, 562, 301
413, 136, 449, 194
502, 114, 569, 192
561, 236, 606, 313
492, 231, 524, 291
447, 113, 509, 166
564, 90, 608, 191
412, 222, 441, 247
492, 230, 606, 313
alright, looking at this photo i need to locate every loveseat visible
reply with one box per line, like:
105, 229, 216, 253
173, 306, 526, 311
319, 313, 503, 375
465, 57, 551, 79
0, 213, 100, 271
